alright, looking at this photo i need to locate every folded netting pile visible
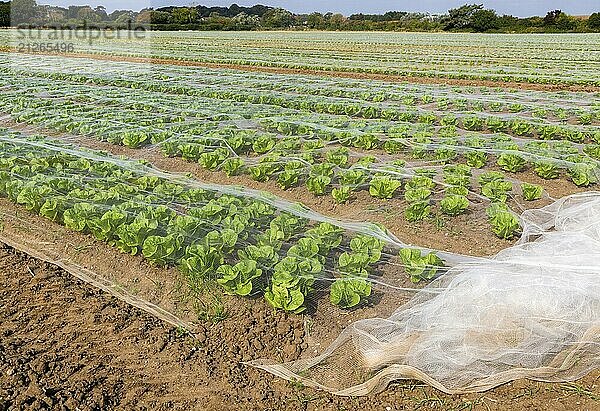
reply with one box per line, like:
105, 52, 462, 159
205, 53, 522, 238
254, 192, 600, 394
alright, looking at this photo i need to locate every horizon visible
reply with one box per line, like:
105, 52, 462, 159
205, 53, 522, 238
33, 1, 599, 18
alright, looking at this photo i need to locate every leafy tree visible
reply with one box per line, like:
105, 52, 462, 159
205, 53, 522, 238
589, 12, 600, 30
261, 8, 293, 28
0, 2, 10, 27
94, 6, 108, 21
327, 13, 346, 30
77, 6, 101, 22
544, 9, 562, 25
150, 11, 171, 25
444, 4, 484, 30
231, 12, 260, 29
10, 0, 39, 25
471, 8, 499, 31
135, 9, 152, 24
305, 12, 324, 29
171, 7, 198, 25
556, 14, 576, 31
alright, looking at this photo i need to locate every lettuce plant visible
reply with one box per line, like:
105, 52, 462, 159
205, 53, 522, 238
404, 187, 432, 203
142, 234, 184, 266
349, 235, 384, 264
238, 245, 279, 269
305, 222, 344, 252
179, 244, 224, 285
481, 180, 513, 203
221, 157, 245, 176
489, 210, 520, 239
330, 278, 371, 309
497, 153, 526, 172
332, 186, 351, 204
405, 201, 431, 222
440, 195, 469, 216
399, 248, 444, 283
534, 161, 560, 179
277, 169, 300, 190
339, 168, 367, 187
521, 183, 543, 201
252, 135, 276, 154
199, 148, 229, 171
63, 202, 101, 233
306, 175, 331, 196
569, 163, 598, 187
217, 260, 262, 296
369, 176, 402, 199
406, 175, 436, 190
325, 147, 349, 166
338, 252, 371, 277
465, 151, 488, 168
477, 171, 505, 186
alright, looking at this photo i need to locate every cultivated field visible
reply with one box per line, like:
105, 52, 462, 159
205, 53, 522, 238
0, 30, 598, 409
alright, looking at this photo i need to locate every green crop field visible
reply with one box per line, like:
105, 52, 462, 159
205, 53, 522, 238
1, 29, 599, 409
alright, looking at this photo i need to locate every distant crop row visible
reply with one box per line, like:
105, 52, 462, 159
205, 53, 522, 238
4, 31, 598, 86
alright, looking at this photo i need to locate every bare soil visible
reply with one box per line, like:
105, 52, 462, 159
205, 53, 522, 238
1, 244, 598, 410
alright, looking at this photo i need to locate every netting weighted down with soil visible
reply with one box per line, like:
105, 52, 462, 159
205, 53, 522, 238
0, 129, 597, 395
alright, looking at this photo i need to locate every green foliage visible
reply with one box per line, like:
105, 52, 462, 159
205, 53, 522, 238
332, 186, 351, 204
534, 161, 560, 179
405, 201, 431, 222
217, 260, 262, 296
521, 183, 543, 201
142, 234, 184, 266
478, 171, 505, 186
406, 175, 436, 190
399, 248, 444, 283
404, 187, 431, 202
465, 151, 488, 168
440, 195, 469, 216
481, 180, 513, 203
252, 135, 276, 154
330, 278, 371, 309
199, 148, 229, 171
306, 175, 331, 195
122, 131, 149, 148
221, 157, 245, 176
238, 245, 279, 269
277, 169, 301, 190
349, 235, 384, 264
339, 169, 367, 187
497, 153, 526, 173
179, 244, 224, 285
489, 210, 520, 239
369, 176, 402, 199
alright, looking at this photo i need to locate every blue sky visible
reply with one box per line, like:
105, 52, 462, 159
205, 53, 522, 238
40, 1, 599, 17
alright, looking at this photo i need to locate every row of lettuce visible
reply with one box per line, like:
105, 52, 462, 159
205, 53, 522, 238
9, 58, 598, 126
6, 65, 598, 141
4, 88, 597, 239
0, 131, 449, 312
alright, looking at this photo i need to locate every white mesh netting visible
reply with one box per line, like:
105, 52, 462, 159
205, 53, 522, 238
254, 192, 600, 394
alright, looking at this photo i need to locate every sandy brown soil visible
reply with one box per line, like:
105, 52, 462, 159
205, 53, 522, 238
3, 48, 599, 93
1, 244, 598, 410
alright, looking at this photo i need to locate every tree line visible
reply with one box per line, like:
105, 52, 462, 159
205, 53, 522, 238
1, 1, 599, 32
